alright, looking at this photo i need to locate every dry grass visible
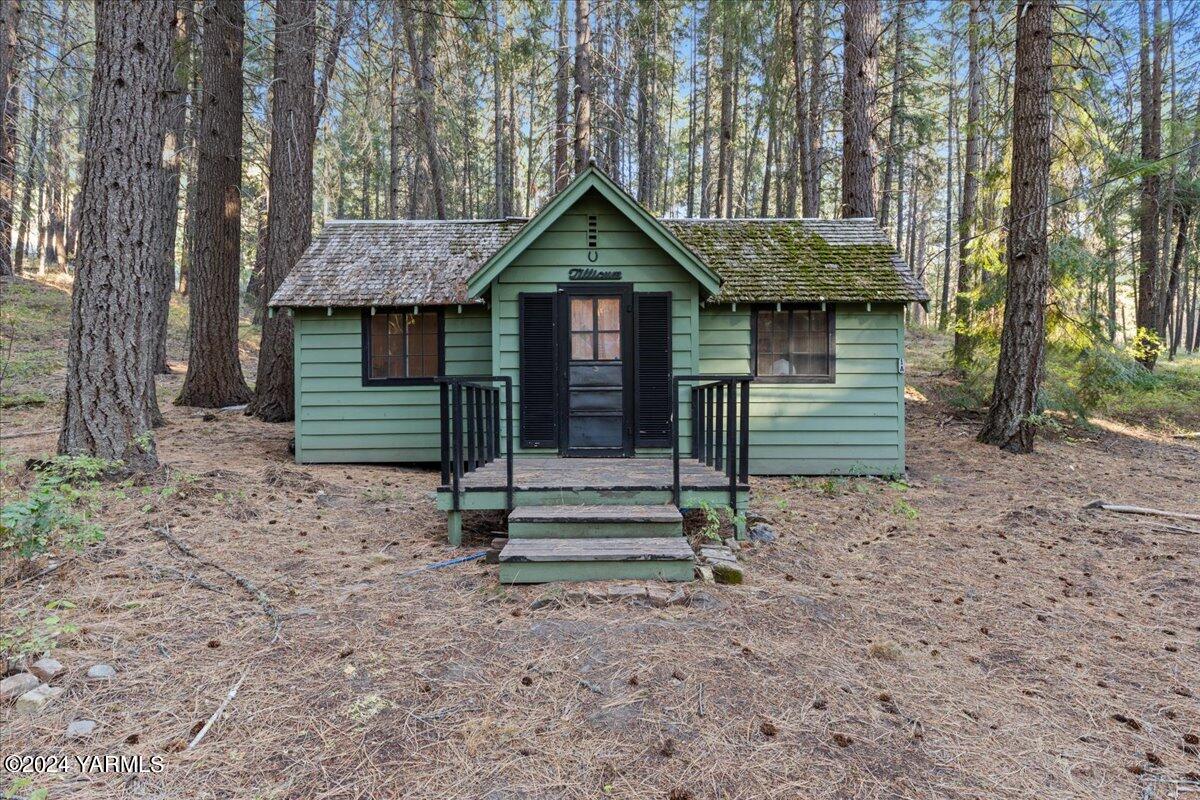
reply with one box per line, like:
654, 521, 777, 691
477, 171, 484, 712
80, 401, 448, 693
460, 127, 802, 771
1, 278, 1198, 799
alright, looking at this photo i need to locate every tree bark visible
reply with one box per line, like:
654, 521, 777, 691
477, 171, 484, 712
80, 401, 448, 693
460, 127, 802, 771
789, 0, 814, 218
59, 0, 174, 471
952, 0, 983, 367
313, 0, 347, 131
877, 0, 903, 228
248, 0, 316, 423
805, 0, 824, 216
841, 0, 879, 218
177, 0, 251, 408
978, 0, 1054, 454
937, 16, 957, 331
1134, 0, 1162, 365
698, 7, 712, 216
402, 0, 445, 218
573, 0, 592, 172
0, 0, 19, 277
714, 7, 734, 219
13, 71, 36, 275
150, 0, 193, 376
554, 0, 570, 192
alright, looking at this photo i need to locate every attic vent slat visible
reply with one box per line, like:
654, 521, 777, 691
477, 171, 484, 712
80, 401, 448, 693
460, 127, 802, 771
587, 215, 598, 253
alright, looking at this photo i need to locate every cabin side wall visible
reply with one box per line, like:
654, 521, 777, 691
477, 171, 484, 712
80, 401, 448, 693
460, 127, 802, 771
491, 189, 699, 457
699, 303, 906, 476
292, 306, 490, 463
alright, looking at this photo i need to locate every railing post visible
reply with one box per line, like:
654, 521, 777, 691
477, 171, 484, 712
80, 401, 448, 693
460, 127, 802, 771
671, 377, 681, 507
465, 385, 476, 471
739, 379, 750, 485
690, 386, 700, 459
714, 386, 724, 472
451, 382, 463, 511
726, 379, 737, 511
474, 386, 485, 468
439, 382, 450, 486
491, 389, 501, 460
504, 378, 514, 512
705, 386, 715, 466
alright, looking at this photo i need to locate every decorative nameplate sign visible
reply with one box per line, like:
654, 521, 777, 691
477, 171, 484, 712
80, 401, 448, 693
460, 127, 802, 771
569, 268, 622, 281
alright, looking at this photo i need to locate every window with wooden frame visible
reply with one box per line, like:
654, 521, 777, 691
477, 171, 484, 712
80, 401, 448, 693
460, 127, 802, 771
361, 308, 444, 385
751, 304, 836, 382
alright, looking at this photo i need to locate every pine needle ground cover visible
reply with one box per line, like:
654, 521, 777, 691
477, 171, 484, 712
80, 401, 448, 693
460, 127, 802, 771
2, 278, 1197, 799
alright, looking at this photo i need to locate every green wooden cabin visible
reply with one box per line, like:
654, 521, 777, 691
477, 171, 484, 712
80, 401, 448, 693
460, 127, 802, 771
269, 167, 926, 582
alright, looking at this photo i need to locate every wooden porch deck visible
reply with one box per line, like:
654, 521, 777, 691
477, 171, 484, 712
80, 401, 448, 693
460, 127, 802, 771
456, 457, 747, 492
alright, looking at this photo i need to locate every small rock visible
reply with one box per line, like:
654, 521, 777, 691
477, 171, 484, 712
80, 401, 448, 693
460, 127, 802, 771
87, 664, 116, 681
723, 538, 742, 552
606, 585, 646, 602
700, 547, 735, 563
666, 586, 689, 606
1, 672, 40, 702
695, 565, 714, 583
748, 523, 778, 543
565, 587, 608, 604
688, 589, 722, 608
66, 720, 97, 739
15, 684, 64, 715
711, 560, 744, 585
30, 657, 64, 682
290, 606, 318, 617
530, 593, 562, 610
645, 587, 672, 608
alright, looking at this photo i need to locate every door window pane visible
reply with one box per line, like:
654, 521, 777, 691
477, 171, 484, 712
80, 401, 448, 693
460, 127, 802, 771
596, 297, 620, 331
571, 332, 594, 360
571, 298, 594, 331
597, 332, 620, 361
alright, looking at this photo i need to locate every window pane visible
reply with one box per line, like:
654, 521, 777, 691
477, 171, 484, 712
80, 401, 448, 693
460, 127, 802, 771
371, 315, 388, 357
571, 332, 593, 360
597, 332, 620, 360
596, 297, 620, 331
410, 313, 436, 335
390, 356, 405, 379
371, 356, 388, 377
571, 298, 594, 332
410, 331, 436, 359
387, 314, 402, 336
772, 312, 789, 355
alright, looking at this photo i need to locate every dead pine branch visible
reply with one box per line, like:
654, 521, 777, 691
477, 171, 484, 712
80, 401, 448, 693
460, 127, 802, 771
0, 427, 58, 440
187, 671, 247, 750
150, 525, 282, 641
1083, 500, 1200, 522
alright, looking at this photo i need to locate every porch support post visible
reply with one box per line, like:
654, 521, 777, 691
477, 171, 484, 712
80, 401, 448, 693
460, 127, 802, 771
734, 514, 747, 540
447, 510, 463, 546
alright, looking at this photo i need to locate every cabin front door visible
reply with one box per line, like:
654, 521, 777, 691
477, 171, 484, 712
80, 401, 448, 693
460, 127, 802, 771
558, 285, 633, 457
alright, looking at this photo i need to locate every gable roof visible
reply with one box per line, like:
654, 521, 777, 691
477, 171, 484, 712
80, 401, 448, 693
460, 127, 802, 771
465, 165, 723, 297
269, 172, 928, 309
268, 219, 525, 308
665, 218, 928, 304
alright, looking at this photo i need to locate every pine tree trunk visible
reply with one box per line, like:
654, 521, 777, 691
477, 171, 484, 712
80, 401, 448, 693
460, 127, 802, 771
13, 76, 36, 275
403, 0, 445, 218
937, 18, 957, 331
0, 0, 19, 277
714, 10, 733, 219
573, 0, 592, 172
841, 0, 879, 218
952, 0, 983, 366
177, 0, 251, 408
804, 0, 824, 216
388, 4, 401, 218
59, 0, 174, 471
978, 0, 1054, 454
878, 0, 903, 228
1134, 0, 1162, 365
698, 9, 712, 216
150, 0, 192, 376
248, 0, 316, 423
554, 0, 570, 191
789, 0, 813, 218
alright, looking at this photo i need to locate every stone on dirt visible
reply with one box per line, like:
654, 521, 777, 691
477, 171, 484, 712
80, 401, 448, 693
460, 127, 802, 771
645, 587, 672, 608
695, 565, 714, 583
15, 684, 64, 715
666, 586, 689, 606
87, 664, 116, 680
30, 657, 65, 682
748, 523, 779, 543
606, 584, 647, 602
66, 719, 97, 739
1, 673, 40, 702
711, 560, 744, 585
530, 593, 563, 610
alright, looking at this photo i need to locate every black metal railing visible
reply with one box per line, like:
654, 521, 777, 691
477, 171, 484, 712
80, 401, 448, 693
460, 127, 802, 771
438, 376, 514, 513
670, 375, 752, 512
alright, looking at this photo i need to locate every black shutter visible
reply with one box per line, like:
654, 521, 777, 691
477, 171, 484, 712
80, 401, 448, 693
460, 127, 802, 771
634, 292, 672, 447
519, 293, 558, 448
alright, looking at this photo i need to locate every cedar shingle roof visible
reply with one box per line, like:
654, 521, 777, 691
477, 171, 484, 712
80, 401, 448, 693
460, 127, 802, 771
268, 219, 526, 308
269, 217, 927, 307
665, 218, 928, 304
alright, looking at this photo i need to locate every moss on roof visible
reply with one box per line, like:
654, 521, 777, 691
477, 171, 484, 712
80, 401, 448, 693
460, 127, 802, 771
663, 219, 928, 304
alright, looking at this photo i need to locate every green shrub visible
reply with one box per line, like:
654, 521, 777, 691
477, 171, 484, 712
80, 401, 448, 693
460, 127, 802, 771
1, 455, 115, 561
0, 600, 79, 660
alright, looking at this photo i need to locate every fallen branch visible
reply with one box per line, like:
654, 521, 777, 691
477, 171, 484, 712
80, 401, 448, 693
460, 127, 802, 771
1172, 432, 1200, 440
0, 427, 57, 440
1083, 500, 1200, 522
3, 558, 72, 589
150, 525, 281, 641
187, 671, 247, 750
1145, 523, 1200, 536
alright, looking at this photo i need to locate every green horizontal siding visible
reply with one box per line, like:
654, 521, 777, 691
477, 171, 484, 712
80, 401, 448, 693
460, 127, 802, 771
698, 302, 905, 476
293, 306, 490, 464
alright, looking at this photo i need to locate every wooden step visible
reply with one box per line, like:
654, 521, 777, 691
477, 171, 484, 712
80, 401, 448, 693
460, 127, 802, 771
507, 504, 683, 539
498, 537, 695, 584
